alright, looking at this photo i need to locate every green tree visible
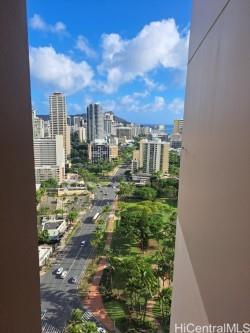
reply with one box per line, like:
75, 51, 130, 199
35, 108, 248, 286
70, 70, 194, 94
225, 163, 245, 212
134, 186, 157, 200
120, 202, 168, 251
158, 287, 172, 326
40, 178, 58, 189
118, 181, 135, 199
169, 151, 180, 176
38, 229, 50, 244
68, 210, 79, 223
66, 309, 99, 333
36, 187, 46, 204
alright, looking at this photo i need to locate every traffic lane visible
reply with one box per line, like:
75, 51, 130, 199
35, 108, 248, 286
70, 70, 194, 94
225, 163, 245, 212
40, 199, 104, 291
40, 227, 94, 286
40, 178, 120, 328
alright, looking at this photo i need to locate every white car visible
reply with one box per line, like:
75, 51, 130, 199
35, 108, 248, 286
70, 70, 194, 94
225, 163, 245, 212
81, 240, 86, 246
60, 271, 68, 279
97, 328, 107, 333
56, 267, 63, 276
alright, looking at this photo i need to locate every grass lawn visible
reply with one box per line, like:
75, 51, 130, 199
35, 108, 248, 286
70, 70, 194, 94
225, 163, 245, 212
103, 300, 128, 332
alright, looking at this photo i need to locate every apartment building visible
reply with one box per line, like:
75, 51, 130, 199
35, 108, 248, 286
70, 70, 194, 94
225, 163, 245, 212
88, 142, 118, 163
170, 133, 182, 149
33, 135, 65, 184
78, 126, 87, 143
139, 139, 169, 174
32, 110, 44, 138
49, 92, 71, 158
116, 126, 133, 140
173, 119, 184, 134
104, 112, 113, 136
88, 142, 110, 163
87, 103, 104, 142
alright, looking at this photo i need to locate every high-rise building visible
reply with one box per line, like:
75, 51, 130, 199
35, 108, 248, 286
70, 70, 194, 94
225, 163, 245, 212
139, 138, 169, 175
44, 120, 51, 138
104, 113, 113, 136
32, 110, 44, 139
87, 103, 104, 142
49, 92, 70, 158
173, 119, 184, 134
78, 126, 87, 143
131, 150, 140, 174
33, 135, 65, 184
66, 125, 71, 158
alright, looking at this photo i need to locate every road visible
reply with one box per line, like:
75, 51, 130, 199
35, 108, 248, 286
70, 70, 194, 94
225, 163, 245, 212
40, 166, 126, 333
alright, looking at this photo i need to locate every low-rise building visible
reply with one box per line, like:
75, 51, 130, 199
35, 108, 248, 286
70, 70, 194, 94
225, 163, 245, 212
42, 218, 67, 241
38, 245, 53, 267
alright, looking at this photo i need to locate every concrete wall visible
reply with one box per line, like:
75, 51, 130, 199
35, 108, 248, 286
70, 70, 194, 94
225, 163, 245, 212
171, 0, 250, 329
0, 1, 41, 332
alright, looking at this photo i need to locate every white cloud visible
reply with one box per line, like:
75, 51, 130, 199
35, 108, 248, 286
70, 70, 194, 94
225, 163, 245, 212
167, 98, 184, 114
75, 35, 97, 58
98, 19, 189, 93
30, 14, 68, 35
29, 46, 94, 94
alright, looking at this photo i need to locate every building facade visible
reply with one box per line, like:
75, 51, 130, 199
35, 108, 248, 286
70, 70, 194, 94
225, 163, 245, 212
170, 0, 250, 329
139, 139, 169, 175
49, 92, 70, 158
116, 126, 132, 140
33, 135, 65, 184
78, 126, 87, 143
32, 110, 44, 138
88, 142, 110, 163
87, 103, 104, 142
173, 119, 184, 134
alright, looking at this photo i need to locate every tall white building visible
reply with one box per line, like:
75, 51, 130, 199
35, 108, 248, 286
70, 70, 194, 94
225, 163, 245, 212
78, 126, 87, 143
87, 103, 104, 142
139, 138, 170, 175
32, 110, 44, 139
49, 92, 71, 158
104, 112, 113, 137
33, 135, 65, 184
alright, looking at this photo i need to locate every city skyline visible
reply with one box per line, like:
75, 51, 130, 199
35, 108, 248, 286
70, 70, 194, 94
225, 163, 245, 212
27, 0, 192, 124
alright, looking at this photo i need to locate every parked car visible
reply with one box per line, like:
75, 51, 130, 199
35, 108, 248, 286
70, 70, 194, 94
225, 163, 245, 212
60, 271, 68, 279
56, 267, 63, 276
69, 276, 77, 284
97, 328, 107, 333
81, 240, 86, 246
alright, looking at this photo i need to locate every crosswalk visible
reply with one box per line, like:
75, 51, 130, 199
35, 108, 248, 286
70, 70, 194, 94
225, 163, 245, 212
42, 321, 62, 333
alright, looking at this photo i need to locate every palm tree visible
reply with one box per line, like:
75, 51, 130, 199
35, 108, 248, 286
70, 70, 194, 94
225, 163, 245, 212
158, 287, 172, 325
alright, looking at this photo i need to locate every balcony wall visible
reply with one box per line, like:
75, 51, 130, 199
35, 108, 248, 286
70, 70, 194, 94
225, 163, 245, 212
171, 0, 250, 328
0, 1, 41, 332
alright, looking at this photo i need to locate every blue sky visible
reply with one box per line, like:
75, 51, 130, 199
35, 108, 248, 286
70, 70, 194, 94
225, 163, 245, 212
27, 0, 192, 124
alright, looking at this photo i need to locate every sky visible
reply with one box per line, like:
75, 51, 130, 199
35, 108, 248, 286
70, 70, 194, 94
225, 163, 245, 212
27, 0, 192, 124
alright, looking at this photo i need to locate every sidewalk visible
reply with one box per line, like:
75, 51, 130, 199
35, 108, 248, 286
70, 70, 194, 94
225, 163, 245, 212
82, 199, 118, 332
